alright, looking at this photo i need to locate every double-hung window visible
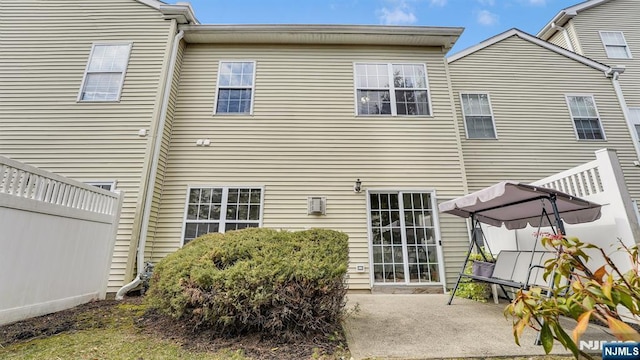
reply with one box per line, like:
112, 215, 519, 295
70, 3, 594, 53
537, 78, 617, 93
599, 31, 632, 59
460, 93, 497, 139
183, 186, 263, 245
215, 61, 255, 114
566, 95, 605, 140
79, 43, 132, 101
355, 63, 431, 116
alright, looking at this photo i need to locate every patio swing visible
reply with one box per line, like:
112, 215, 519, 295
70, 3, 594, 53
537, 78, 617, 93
439, 181, 602, 306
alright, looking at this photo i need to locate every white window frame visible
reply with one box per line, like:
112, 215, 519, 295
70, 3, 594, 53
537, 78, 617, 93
365, 188, 445, 292
77, 42, 132, 102
181, 185, 265, 246
599, 31, 632, 59
459, 92, 498, 139
213, 60, 257, 115
85, 181, 117, 191
353, 62, 433, 117
565, 94, 607, 141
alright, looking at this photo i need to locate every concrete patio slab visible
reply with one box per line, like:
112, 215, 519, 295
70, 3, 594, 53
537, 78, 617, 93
343, 294, 615, 359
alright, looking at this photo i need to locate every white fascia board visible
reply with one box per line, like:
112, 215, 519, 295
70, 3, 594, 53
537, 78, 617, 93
447, 28, 612, 75
537, 0, 613, 39
134, 0, 199, 24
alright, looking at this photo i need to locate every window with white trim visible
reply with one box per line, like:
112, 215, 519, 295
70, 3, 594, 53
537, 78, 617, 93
79, 44, 132, 101
215, 61, 255, 114
460, 93, 497, 139
600, 31, 632, 59
566, 95, 605, 140
183, 187, 263, 245
629, 107, 640, 140
355, 63, 431, 116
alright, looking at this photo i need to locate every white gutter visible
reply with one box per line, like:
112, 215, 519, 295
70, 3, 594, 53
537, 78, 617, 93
609, 67, 640, 162
116, 29, 184, 300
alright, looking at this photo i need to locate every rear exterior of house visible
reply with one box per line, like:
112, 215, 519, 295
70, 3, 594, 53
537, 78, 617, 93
0, 0, 195, 292
448, 29, 640, 244
537, 0, 640, 216
146, 26, 472, 292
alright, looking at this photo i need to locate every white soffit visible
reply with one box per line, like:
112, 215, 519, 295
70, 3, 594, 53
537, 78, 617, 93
180, 24, 463, 49
537, 0, 613, 40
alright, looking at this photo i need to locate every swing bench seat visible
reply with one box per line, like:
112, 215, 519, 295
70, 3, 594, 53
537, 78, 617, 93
454, 250, 556, 302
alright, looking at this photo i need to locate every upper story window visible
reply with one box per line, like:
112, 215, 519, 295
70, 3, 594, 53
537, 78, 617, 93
79, 43, 132, 102
355, 63, 431, 116
460, 93, 497, 139
215, 61, 255, 115
629, 107, 640, 140
183, 186, 263, 245
599, 31, 632, 59
566, 95, 605, 140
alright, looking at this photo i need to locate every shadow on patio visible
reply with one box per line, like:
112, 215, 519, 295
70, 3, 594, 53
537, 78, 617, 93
343, 294, 614, 360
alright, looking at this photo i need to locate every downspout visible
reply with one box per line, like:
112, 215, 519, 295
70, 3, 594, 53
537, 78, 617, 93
550, 22, 575, 52
609, 67, 640, 162
116, 29, 185, 300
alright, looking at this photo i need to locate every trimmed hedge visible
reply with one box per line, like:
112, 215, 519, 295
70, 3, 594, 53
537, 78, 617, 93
146, 228, 349, 338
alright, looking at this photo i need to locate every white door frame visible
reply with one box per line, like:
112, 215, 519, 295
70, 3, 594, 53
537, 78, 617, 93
366, 188, 446, 291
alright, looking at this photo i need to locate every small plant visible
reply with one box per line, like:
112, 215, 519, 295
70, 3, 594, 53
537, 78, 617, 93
146, 228, 349, 340
505, 234, 640, 359
456, 248, 494, 302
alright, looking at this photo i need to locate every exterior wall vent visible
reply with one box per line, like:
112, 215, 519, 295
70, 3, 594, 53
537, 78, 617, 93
307, 196, 326, 215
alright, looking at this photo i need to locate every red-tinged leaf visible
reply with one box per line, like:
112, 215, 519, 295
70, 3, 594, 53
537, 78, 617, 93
540, 322, 554, 354
605, 315, 640, 341
572, 310, 593, 344
593, 265, 606, 284
513, 318, 526, 346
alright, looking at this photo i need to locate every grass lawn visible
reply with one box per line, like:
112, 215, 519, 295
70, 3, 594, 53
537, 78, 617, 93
0, 299, 348, 360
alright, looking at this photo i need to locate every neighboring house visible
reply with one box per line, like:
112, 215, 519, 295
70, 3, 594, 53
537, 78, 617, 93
0, 0, 197, 292
537, 0, 640, 169
147, 25, 471, 292
448, 29, 640, 207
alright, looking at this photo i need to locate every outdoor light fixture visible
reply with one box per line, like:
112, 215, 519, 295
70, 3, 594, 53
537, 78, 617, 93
354, 179, 362, 193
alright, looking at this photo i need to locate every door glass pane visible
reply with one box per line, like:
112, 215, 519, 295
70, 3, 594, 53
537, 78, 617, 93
370, 192, 405, 283
369, 191, 440, 284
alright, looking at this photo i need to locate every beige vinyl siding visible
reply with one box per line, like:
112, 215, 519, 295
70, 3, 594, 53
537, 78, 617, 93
146, 40, 186, 260
565, 21, 584, 55
568, 0, 640, 215
0, 0, 174, 291
544, 21, 582, 55
449, 36, 640, 217
548, 30, 570, 50
570, 0, 640, 105
151, 44, 469, 289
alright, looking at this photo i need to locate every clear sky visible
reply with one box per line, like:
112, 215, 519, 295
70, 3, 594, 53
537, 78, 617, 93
170, 0, 580, 55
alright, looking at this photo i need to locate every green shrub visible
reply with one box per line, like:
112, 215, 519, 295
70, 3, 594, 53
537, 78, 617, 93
146, 228, 349, 339
456, 250, 493, 302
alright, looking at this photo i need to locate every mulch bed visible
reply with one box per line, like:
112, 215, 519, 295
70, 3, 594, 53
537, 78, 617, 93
0, 296, 348, 360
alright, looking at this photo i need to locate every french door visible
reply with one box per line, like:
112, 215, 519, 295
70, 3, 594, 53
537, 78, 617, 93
368, 191, 442, 284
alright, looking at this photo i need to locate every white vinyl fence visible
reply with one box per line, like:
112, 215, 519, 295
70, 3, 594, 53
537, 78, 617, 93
0, 156, 123, 325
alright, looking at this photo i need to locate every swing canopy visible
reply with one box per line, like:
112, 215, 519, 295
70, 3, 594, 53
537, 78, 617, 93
439, 181, 602, 230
